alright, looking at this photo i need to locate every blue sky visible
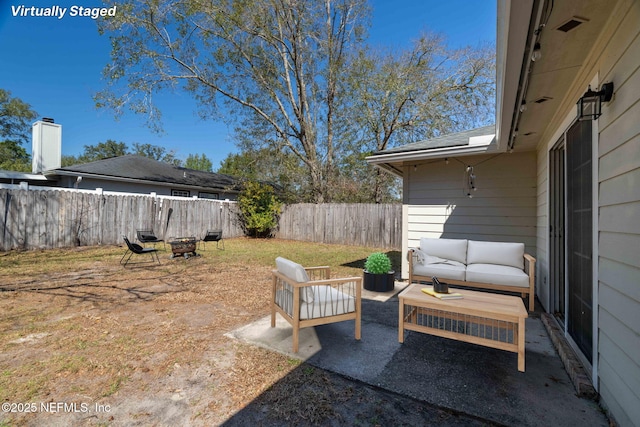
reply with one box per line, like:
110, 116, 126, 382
0, 0, 496, 169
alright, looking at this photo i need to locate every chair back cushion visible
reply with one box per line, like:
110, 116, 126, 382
420, 238, 468, 265
275, 257, 314, 302
466, 241, 525, 270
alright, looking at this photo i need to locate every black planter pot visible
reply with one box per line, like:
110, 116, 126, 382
363, 271, 395, 292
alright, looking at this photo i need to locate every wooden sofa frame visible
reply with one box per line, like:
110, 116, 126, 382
271, 266, 362, 353
407, 249, 536, 312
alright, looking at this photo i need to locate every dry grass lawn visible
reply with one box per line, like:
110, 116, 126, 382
0, 238, 478, 426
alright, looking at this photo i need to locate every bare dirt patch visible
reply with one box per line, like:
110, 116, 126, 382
1, 240, 483, 426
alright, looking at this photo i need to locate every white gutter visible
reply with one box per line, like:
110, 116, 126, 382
366, 134, 497, 165
0, 171, 50, 181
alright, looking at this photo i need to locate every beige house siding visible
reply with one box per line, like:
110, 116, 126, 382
533, 1, 640, 425
596, 3, 640, 425
401, 151, 537, 279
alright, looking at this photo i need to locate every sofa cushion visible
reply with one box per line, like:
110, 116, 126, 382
467, 241, 525, 270
420, 238, 468, 264
466, 263, 530, 288
413, 259, 466, 281
411, 249, 450, 266
275, 257, 314, 303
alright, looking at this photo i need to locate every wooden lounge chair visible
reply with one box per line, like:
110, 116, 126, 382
271, 257, 362, 353
121, 236, 160, 267
200, 229, 224, 250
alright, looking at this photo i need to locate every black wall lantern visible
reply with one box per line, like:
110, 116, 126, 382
577, 82, 614, 121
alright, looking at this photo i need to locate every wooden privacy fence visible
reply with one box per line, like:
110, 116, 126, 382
276, 203, 402, 249
0, 188, 402, 251
0, 188, 242, 251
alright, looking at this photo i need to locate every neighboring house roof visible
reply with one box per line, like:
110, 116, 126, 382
0, 170, 50, 182
47, 155, 240, 192
366, 125, 497, 177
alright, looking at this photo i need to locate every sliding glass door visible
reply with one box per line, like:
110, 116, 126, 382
549, 119, 593, 364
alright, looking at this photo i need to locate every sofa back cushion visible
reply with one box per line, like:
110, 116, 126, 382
466, 241, 524, 270
419, 238, 468, 265
275, 257, 314, 302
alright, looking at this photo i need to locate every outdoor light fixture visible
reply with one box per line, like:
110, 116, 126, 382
577, 82, 614, 121
531, 43, 542, 61
519, 100, 527, 113
465, 165, 476, 198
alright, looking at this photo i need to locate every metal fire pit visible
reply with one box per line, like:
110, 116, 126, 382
169, 237, 197, 258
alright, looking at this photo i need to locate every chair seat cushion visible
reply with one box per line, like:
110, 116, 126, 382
466, 263, 530, 288
298, 286, 355, 320
413, 259, 466, 281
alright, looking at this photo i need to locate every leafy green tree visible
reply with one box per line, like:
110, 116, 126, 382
61, 155, 81, 167
217, 152, 257, 180
80, 139, 128, 162
0, 89, 38, 147
0, 141, 31, 172
61, 141, 184, 166
345, 35, 495, 202
328, 152, 401, 203
131, 142, 182, 166
218, 148, 304, 203
237, 181, 282, 238
185, 153, 213, 172
0, 89, 38, 171
131, 142, 167, 160
96, 0, 369, 202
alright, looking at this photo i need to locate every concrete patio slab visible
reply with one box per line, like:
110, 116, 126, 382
227, 292, 609, 426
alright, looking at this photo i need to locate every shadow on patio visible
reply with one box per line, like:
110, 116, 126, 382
225, 285, 608, 426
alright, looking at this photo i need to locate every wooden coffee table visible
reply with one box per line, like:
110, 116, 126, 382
398, 284, 528, 372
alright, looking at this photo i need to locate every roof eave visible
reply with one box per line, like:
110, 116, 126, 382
48, 169, 239, 194
366, 137, 499, 177
496, 0, 536, 150
0, 171, 50, 181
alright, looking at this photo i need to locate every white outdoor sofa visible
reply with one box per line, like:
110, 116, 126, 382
408, 238, 536, 311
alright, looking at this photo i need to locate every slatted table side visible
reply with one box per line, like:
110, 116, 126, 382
398, 284, 527, 372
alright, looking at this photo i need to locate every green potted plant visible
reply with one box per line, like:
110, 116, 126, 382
363, 252, 395, 292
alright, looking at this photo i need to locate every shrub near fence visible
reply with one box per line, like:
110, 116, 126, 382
276, 203, 402, 249
0, 188, 242, 251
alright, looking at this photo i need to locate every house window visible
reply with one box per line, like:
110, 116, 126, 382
171, 189, 190, 197
198, 192, 219, 199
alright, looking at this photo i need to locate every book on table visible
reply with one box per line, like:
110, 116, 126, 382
421, 287, 463, 300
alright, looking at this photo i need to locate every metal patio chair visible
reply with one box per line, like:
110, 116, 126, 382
136, 229, 165, 250
121, 236, 161, 267
200, 229, 224, 250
